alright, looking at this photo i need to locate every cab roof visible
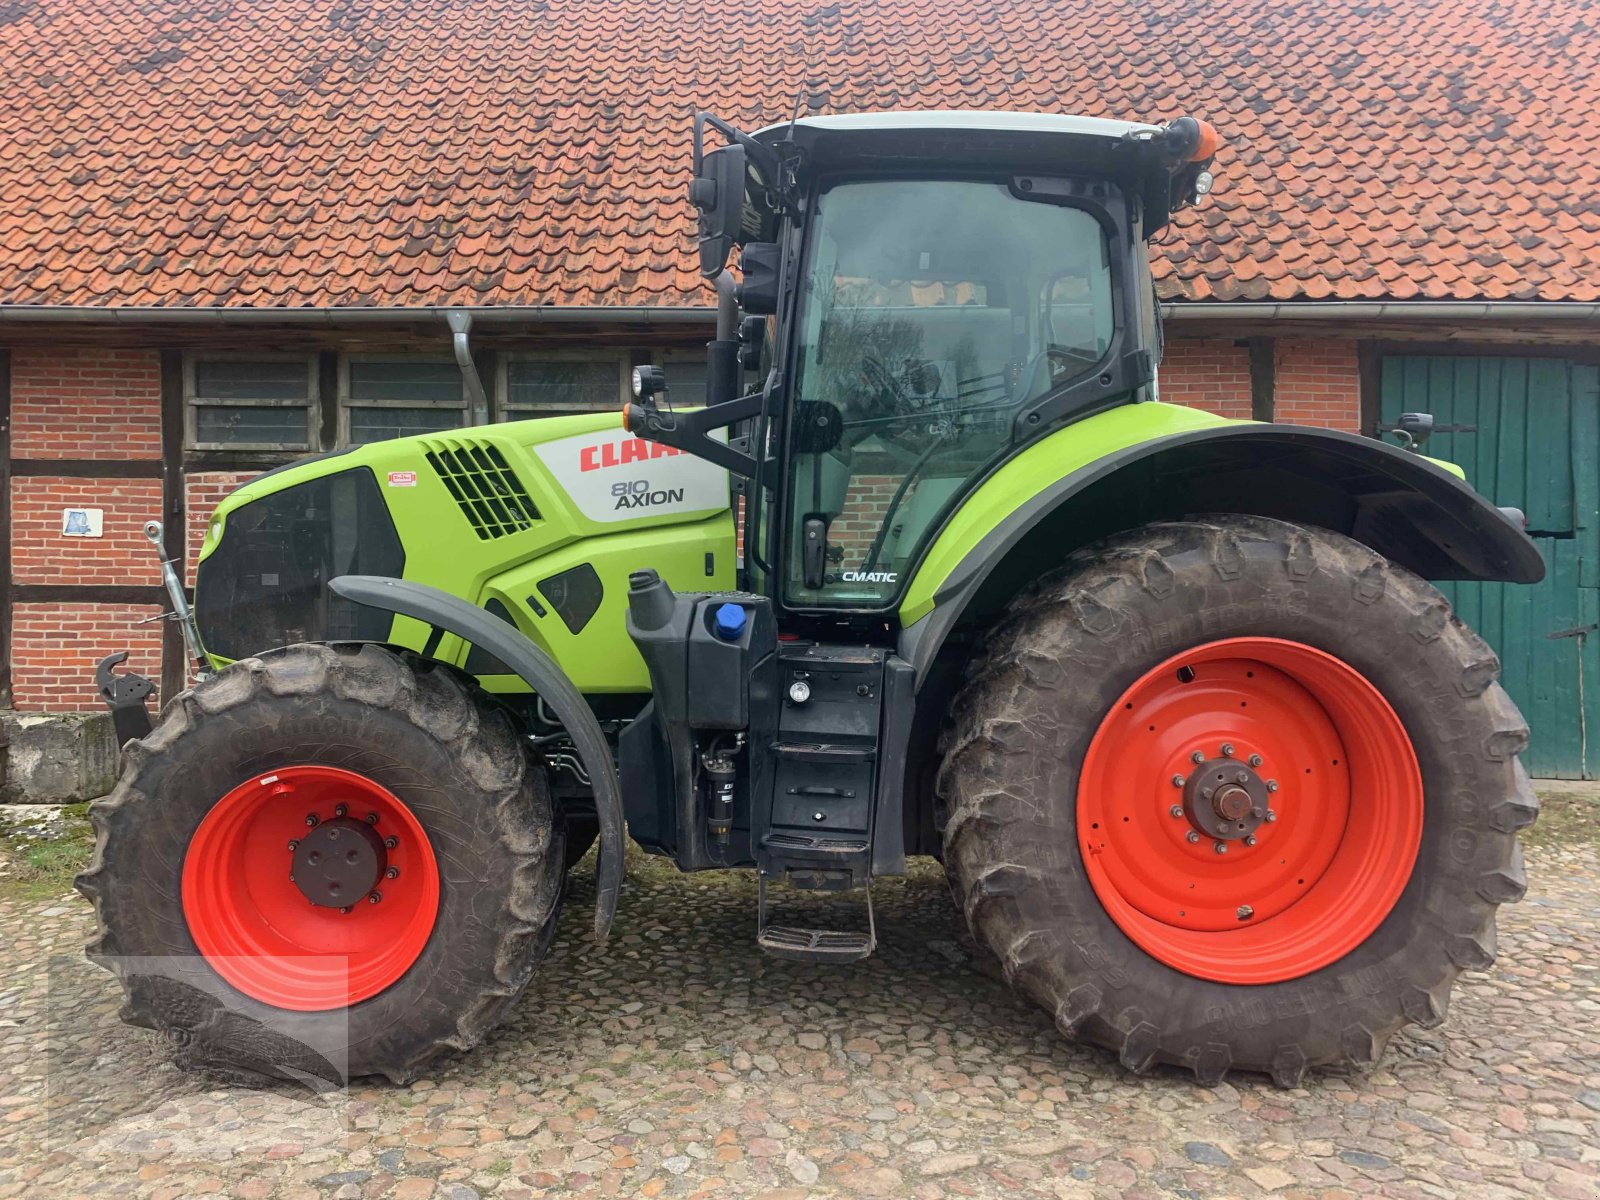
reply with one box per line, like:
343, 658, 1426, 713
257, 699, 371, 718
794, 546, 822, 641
750, 109, 1170, 182
752, 111, 1159, 142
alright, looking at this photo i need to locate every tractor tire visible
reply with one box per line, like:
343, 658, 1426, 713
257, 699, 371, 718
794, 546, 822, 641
939, 514, 1537, 1086
75, 642, 566, 1085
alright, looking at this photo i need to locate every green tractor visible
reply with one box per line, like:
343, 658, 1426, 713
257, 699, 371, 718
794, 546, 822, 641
79, 110, 1543, 1087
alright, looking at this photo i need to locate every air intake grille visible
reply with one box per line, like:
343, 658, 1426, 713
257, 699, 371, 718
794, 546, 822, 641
424, 440, 539, 539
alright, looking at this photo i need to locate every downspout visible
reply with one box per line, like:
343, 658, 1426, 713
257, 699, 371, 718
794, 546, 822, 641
446, 309, 490, 424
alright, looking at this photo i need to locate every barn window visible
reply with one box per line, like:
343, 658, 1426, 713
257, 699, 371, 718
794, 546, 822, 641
185, 356, 318, 451
341, 357, 468, 444
498, 353, 628, 419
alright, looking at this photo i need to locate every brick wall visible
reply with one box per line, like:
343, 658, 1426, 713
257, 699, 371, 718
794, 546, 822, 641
6, 346, 168, 711
830, 474, 898, 563
10, 346, 161, 458
10, 602, 165, 711
1159, 338, 1254, 420
1274, 339, 1362, 431
10, 477, 164, 585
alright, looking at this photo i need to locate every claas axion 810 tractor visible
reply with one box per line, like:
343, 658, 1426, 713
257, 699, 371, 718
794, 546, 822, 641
80, 110, 1544, 1087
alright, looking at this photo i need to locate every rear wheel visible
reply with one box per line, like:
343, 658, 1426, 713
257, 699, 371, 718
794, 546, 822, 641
76, 642, 565, 1084
939, 515, 1537, 1085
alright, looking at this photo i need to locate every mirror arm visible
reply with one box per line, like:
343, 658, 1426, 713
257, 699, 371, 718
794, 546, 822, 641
627, 391, 767, 480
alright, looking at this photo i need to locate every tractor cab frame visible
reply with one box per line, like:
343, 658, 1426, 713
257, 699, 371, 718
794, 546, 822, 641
630, 111, 1219, 630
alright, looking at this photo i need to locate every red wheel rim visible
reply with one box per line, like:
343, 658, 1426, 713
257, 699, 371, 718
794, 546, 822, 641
1078, 638, 1422, 985
181, 765, 440, 1010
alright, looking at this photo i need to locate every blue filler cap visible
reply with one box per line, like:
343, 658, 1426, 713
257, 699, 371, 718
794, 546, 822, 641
713, 602, 747, 641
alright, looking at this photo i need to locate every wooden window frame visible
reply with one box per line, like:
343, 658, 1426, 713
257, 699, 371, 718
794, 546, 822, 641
495, 350, 630, 421
338, 353, 470, 446
184, 353, 319, 452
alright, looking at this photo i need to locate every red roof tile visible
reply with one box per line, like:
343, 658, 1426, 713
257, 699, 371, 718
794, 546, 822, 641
1, 0, 1597, 309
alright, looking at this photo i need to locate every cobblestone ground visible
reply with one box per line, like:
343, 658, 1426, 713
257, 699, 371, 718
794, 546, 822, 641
0, 823, 1596, 1199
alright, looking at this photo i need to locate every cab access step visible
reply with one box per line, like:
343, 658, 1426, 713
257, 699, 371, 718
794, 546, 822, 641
624, 572, 897, 963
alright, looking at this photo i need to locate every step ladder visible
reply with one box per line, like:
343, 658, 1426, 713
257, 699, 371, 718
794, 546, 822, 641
755, 872, 877, 963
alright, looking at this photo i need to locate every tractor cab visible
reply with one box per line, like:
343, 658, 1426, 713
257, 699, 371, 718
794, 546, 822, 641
627, 110, 1219, 619
619, 111, 1221, 956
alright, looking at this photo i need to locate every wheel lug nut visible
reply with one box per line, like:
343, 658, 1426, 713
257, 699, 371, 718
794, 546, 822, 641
368, 891, 382, 904
1186, 831, 1200, 844
1237, 905, 1254, 920
1244, 834, 1257, 846
1266, 780, 1279, 793
1235, 771, 1249, 784
1248, 754, 1262, 768
1201, 785, 1215, 799
1171, 774, 1185, 787
333, 804, 347, 817
340, 905, 353, 914
365, 812, 380, 825
1220, 743, 1235, 757
1214, 841, 1228, 854
304, 813, 319, 827
1169, 804, 1183, 818
384, 836, 399, 849
1191, 751, 1205, 764
385, 866, 400, 880
287, 839, 299, 851
1265, 810, 1277, 822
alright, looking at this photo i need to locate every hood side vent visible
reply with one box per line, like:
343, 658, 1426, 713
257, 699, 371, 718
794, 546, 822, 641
424, 440, 540, 539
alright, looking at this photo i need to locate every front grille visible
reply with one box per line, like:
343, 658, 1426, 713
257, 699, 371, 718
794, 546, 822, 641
194, 467, 405, 661
424, 440, 539, 539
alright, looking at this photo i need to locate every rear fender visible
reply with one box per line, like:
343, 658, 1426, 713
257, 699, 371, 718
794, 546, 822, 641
899, 422, 1544, 686
329, 574, 624, 943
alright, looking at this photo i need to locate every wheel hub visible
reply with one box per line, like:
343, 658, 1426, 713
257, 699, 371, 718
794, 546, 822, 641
1182, 756, 1271, 841
290, 817, 387, 908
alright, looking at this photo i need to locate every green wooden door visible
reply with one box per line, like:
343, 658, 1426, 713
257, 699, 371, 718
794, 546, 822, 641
1380, 354, 1600, 778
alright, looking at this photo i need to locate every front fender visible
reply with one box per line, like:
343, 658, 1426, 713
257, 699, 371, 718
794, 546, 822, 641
899, 414, 1544, 685
329, 574, 624, 943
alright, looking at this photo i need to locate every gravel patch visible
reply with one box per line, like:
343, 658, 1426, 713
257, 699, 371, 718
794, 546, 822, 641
0, 834, 1595, 1198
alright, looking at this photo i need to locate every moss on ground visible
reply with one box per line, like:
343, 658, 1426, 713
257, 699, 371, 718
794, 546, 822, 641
0, 802, 94, 904
1525, 790, 1600, 851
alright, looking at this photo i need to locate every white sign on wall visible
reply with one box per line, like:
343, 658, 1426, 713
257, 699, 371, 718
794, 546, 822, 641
61, 507, 105, 538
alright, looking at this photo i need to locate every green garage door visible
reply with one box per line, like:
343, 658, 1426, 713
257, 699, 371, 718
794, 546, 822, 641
1381, 354, 1600, 778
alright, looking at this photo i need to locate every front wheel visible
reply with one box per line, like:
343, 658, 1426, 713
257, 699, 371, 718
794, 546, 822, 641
76, 642, 566, 1084
939, 515, 1538, 1085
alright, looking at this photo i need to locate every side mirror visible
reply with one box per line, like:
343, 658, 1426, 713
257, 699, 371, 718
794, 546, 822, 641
689, 143, 747, 279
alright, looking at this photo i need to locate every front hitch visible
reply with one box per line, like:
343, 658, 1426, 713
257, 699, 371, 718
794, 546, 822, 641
96, 652, 154, 745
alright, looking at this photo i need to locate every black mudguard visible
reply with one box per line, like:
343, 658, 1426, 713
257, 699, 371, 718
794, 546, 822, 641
901, 423, 1546, 686
329, 574, 624, 943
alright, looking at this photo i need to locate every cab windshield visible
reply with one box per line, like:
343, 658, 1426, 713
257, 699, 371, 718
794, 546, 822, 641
783, 177, 1116, 608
